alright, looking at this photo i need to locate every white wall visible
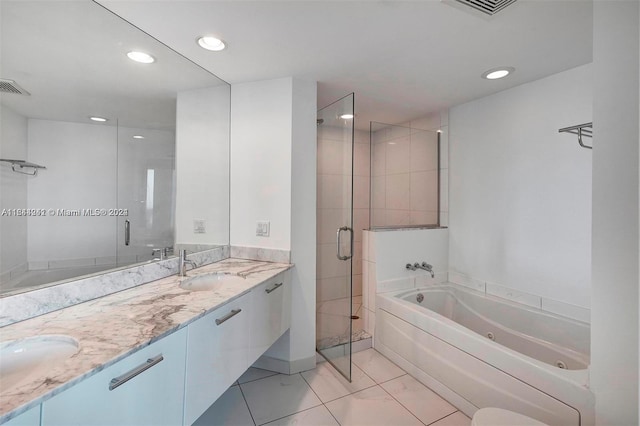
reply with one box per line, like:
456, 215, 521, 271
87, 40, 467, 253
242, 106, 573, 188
27, 119, 117, 266
449, 63, 593, 309
230, 78, 292, 250
231, 77, 317, 372
288, 77, 317, 368
0, 106, 28, 279
591, 1, 639, 423
175, 85, 230, 247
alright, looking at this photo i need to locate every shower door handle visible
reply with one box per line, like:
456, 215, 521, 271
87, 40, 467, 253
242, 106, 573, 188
336, 226, 353, 261
124, 220, 130, 246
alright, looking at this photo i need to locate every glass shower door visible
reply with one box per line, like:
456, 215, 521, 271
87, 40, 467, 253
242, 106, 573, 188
316, 93, 355, 381
116, 125, 176, 266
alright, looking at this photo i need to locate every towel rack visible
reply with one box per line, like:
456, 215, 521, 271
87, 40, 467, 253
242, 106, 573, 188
558, 122, 592, 149
0, 159, 47, 176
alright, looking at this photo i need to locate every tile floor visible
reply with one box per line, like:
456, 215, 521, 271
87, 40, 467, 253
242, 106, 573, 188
193, 348, 471, 426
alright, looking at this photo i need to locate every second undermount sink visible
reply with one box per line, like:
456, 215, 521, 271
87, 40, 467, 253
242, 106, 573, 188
1, 335, 80, 389
179, 272, 245, 292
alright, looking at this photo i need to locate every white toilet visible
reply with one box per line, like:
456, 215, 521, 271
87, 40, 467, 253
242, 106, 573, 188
471, 408, 549, 426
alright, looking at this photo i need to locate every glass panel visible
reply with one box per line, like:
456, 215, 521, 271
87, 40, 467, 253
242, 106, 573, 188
316, 93, 354, 381
116, 126, 176, 264
370, 122, 440, 228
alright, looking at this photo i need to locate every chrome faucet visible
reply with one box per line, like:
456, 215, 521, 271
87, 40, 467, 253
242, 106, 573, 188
414, 262, 435, 278
152, 246, 173, 260
178, 249, 197, 276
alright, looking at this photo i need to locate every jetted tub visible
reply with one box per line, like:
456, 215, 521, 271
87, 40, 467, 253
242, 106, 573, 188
375, 284, 594, 426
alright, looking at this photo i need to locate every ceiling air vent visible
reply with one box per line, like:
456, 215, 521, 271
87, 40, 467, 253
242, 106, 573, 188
0, 79, 30, 96
453, 0, 518, 15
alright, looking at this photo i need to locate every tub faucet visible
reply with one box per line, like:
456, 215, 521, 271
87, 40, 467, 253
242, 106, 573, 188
178, 249, 197, 277
414, 262, 435, 278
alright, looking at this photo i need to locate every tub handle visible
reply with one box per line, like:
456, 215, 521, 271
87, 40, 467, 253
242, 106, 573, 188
336, 226, 353, 261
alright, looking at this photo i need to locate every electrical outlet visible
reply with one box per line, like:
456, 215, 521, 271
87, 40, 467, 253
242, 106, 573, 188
256, 221, 270, 237
193, 219, 206, 234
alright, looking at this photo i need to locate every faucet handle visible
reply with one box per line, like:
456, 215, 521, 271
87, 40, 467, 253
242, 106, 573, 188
421, 262, 433, 269
406, 263, 416, 271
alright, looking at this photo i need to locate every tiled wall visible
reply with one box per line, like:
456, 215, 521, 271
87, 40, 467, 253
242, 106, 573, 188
371, 125, 438, 227
316, 127, 369, 303
371, 112, 449, 228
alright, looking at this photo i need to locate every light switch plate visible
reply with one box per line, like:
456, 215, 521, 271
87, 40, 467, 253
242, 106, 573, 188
256, 221, 270, 237
193, 219, 206, 234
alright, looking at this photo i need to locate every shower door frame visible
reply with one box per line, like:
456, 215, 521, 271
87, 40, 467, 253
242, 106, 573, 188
316, 93, 355, 382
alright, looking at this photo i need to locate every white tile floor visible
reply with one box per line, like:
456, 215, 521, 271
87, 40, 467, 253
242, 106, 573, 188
193, 348, 471, 426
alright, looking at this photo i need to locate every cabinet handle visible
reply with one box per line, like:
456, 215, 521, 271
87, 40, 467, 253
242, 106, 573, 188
109, 354, 164, 391
265, 282, 283, 294
215, 308, 242, 325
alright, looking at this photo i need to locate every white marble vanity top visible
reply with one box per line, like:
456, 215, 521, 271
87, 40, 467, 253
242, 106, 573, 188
0, 258, 292, 422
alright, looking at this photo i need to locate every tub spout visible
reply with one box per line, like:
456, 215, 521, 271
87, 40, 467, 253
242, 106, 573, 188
414, 262, 435, 278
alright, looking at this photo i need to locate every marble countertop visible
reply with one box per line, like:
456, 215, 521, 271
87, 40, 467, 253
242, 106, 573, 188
0, 258, 292, 423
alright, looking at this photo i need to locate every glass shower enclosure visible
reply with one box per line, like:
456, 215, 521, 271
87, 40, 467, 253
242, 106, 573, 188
316, 93, 355, 381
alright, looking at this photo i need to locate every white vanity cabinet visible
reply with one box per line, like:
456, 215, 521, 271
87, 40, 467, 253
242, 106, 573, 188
183, 292, 251, 426
41, 328, 187, 426
248, 271, 291, 362
2, 406, 40, 426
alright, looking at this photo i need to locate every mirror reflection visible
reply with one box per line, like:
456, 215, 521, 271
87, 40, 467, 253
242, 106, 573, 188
0, 0, 230, 296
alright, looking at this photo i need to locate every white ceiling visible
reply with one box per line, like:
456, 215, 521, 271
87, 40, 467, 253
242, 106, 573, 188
99, 0, 593, 130
1, 0, 225, 130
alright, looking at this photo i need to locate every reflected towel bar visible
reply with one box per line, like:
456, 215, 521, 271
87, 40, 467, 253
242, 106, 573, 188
0, 159, 47, 175
558, 122, 592, 149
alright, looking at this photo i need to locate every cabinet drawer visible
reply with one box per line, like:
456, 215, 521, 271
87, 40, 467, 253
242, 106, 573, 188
41, 328, 187, 426
183, 292, 251, 426
248, 271, 291, 363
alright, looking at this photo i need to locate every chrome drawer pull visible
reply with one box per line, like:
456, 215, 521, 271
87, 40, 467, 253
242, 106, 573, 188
215, 308, 242, 325
109, 354, 164, 391
265, 282, 283, 294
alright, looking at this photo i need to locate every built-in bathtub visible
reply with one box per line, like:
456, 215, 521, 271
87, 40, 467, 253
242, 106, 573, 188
375, 284, 594, 426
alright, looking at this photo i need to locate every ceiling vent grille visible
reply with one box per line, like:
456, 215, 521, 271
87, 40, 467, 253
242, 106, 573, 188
0, 79, 30, 96
453, 0, 518, 15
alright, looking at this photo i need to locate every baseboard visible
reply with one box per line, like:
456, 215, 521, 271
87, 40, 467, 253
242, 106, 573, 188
251, 354, 316, 375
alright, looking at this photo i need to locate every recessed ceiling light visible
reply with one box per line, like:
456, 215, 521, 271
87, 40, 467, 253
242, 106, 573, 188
127, 51, 155, 64
197, 36, 226, 51
482, 67, 515, 80
133, 135, 145, 139
89, 116, 108, 122
340, 113, 355, 119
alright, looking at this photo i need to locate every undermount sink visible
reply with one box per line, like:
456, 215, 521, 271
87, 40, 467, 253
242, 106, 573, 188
179, 272, 245, 292
0, 335, 80, 389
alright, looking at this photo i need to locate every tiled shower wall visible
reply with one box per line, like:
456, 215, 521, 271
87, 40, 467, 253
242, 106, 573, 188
316, 111, 448, 333
373, 112, 449, 228
317, 127, 369, 302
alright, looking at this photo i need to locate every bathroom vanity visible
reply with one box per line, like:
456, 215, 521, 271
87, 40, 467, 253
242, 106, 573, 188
0, 259, 292, 426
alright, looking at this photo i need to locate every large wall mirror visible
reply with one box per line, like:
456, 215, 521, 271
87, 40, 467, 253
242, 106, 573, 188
0, 0, 230, 296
